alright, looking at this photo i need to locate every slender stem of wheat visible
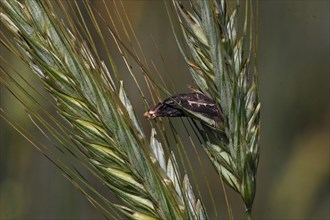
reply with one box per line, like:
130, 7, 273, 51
246, 209, 253, 220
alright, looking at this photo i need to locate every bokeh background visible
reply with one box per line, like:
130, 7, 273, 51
1, 1, 329, 219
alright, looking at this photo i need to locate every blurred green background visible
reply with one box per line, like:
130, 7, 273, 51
1, 1, 329, 219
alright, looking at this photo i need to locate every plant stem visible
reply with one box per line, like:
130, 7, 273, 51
246, 209, 253, 220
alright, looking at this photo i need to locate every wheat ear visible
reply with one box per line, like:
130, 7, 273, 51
172, 0, 260, 217
0, 0, 207, 219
